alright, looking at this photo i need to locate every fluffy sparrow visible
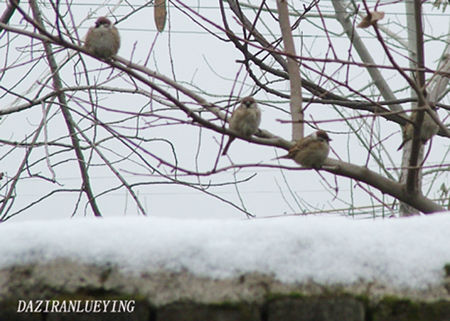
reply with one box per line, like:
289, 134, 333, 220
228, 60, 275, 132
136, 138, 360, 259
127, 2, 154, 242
222, 97, 261, 156
276, 130, 332, 169
397, 108, 439, 151
84, 17, 120, 59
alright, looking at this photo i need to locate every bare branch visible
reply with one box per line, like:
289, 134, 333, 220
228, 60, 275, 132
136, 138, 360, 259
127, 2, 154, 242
276, 0, 303, 140
323, 158, 445, 214
28, 0, 102, 217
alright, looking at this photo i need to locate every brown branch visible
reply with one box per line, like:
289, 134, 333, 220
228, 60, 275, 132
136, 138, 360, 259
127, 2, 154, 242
413, 0, 426, 89
370, 11, 427, 194
70, 121, 147, 216
323, 158, 445, 214
37, 34, 449, 216
221, 0, 412, 128
0, 108, 48, 220
28, 0, 102, 217
4, 0, 447, 217
0, 0, 19, 33
2, 9, 440, 131
111, 58, 292, 150
276, 0, 303, 140
404, 0, 426, 193
2, 9, 290, 152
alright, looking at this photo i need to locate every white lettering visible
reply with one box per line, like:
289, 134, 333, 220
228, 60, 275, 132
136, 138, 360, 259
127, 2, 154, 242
110, 300, 118, 313
44, 300, 51, 313
84, 300, 93, 313
118, 300, 126, 312
102, 300, 110, 312
25, 301, 34, 313
68, 300, 76, 312
126, 300, 136, 313
93, 300, 101, 313
17, 300, 26, 313
59, 300, 67, 313
75, 300, 84, 313
16, 299, 136, 313
51, 300, 60, 313
34, 300, 43, 313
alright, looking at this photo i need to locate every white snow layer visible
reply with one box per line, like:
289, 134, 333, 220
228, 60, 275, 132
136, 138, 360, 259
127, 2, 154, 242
1, 213, 450, 289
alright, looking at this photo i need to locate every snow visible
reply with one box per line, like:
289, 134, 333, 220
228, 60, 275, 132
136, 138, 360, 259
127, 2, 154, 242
1, 213, 450, 289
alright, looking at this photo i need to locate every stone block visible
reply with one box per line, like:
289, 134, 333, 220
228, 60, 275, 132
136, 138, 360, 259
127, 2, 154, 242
373, 299, 450, 321
0, 301, 44, 321
156, 302, 261, 321
1, 309, 43, 321
267, 297, 365, 321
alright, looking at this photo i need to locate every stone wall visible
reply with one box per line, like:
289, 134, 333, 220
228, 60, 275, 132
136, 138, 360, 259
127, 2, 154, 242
1, 259, 450, 321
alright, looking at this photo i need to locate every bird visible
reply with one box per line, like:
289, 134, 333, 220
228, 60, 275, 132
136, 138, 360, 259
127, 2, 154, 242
275, 130, 332, 169
397, 108, 439, 151
84, 17, 120, 59
222, 96, 261, 156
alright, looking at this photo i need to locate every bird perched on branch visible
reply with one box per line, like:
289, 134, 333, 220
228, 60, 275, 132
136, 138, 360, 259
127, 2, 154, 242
84, 17, 120, 59
397, 108, 439, 151
275, 130, 332, 169
222, 96, 261, 156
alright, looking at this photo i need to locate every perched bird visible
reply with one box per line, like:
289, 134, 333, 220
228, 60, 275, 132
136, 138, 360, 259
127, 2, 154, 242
397, 109, 439, 151
276, 130, 332, 169
84, 17, 120, 59
222, 96, 261, 156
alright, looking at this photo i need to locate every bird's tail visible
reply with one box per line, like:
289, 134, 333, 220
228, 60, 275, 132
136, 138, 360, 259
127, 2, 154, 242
221, 137, 235, 156
397, 139, 408, 151
271, 154, 289, 161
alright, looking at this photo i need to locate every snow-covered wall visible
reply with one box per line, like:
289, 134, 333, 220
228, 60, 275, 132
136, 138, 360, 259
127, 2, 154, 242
1, 214, 450, 320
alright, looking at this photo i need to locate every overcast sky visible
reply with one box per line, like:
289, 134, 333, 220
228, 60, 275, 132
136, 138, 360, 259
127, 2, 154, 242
1, 0, 450, 221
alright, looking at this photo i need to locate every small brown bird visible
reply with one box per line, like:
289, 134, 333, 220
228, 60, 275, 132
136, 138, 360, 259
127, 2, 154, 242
276, 130, 332, 169
84, 17, 120, 59
222, 97, 261, 156
397, 109, 439, 151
